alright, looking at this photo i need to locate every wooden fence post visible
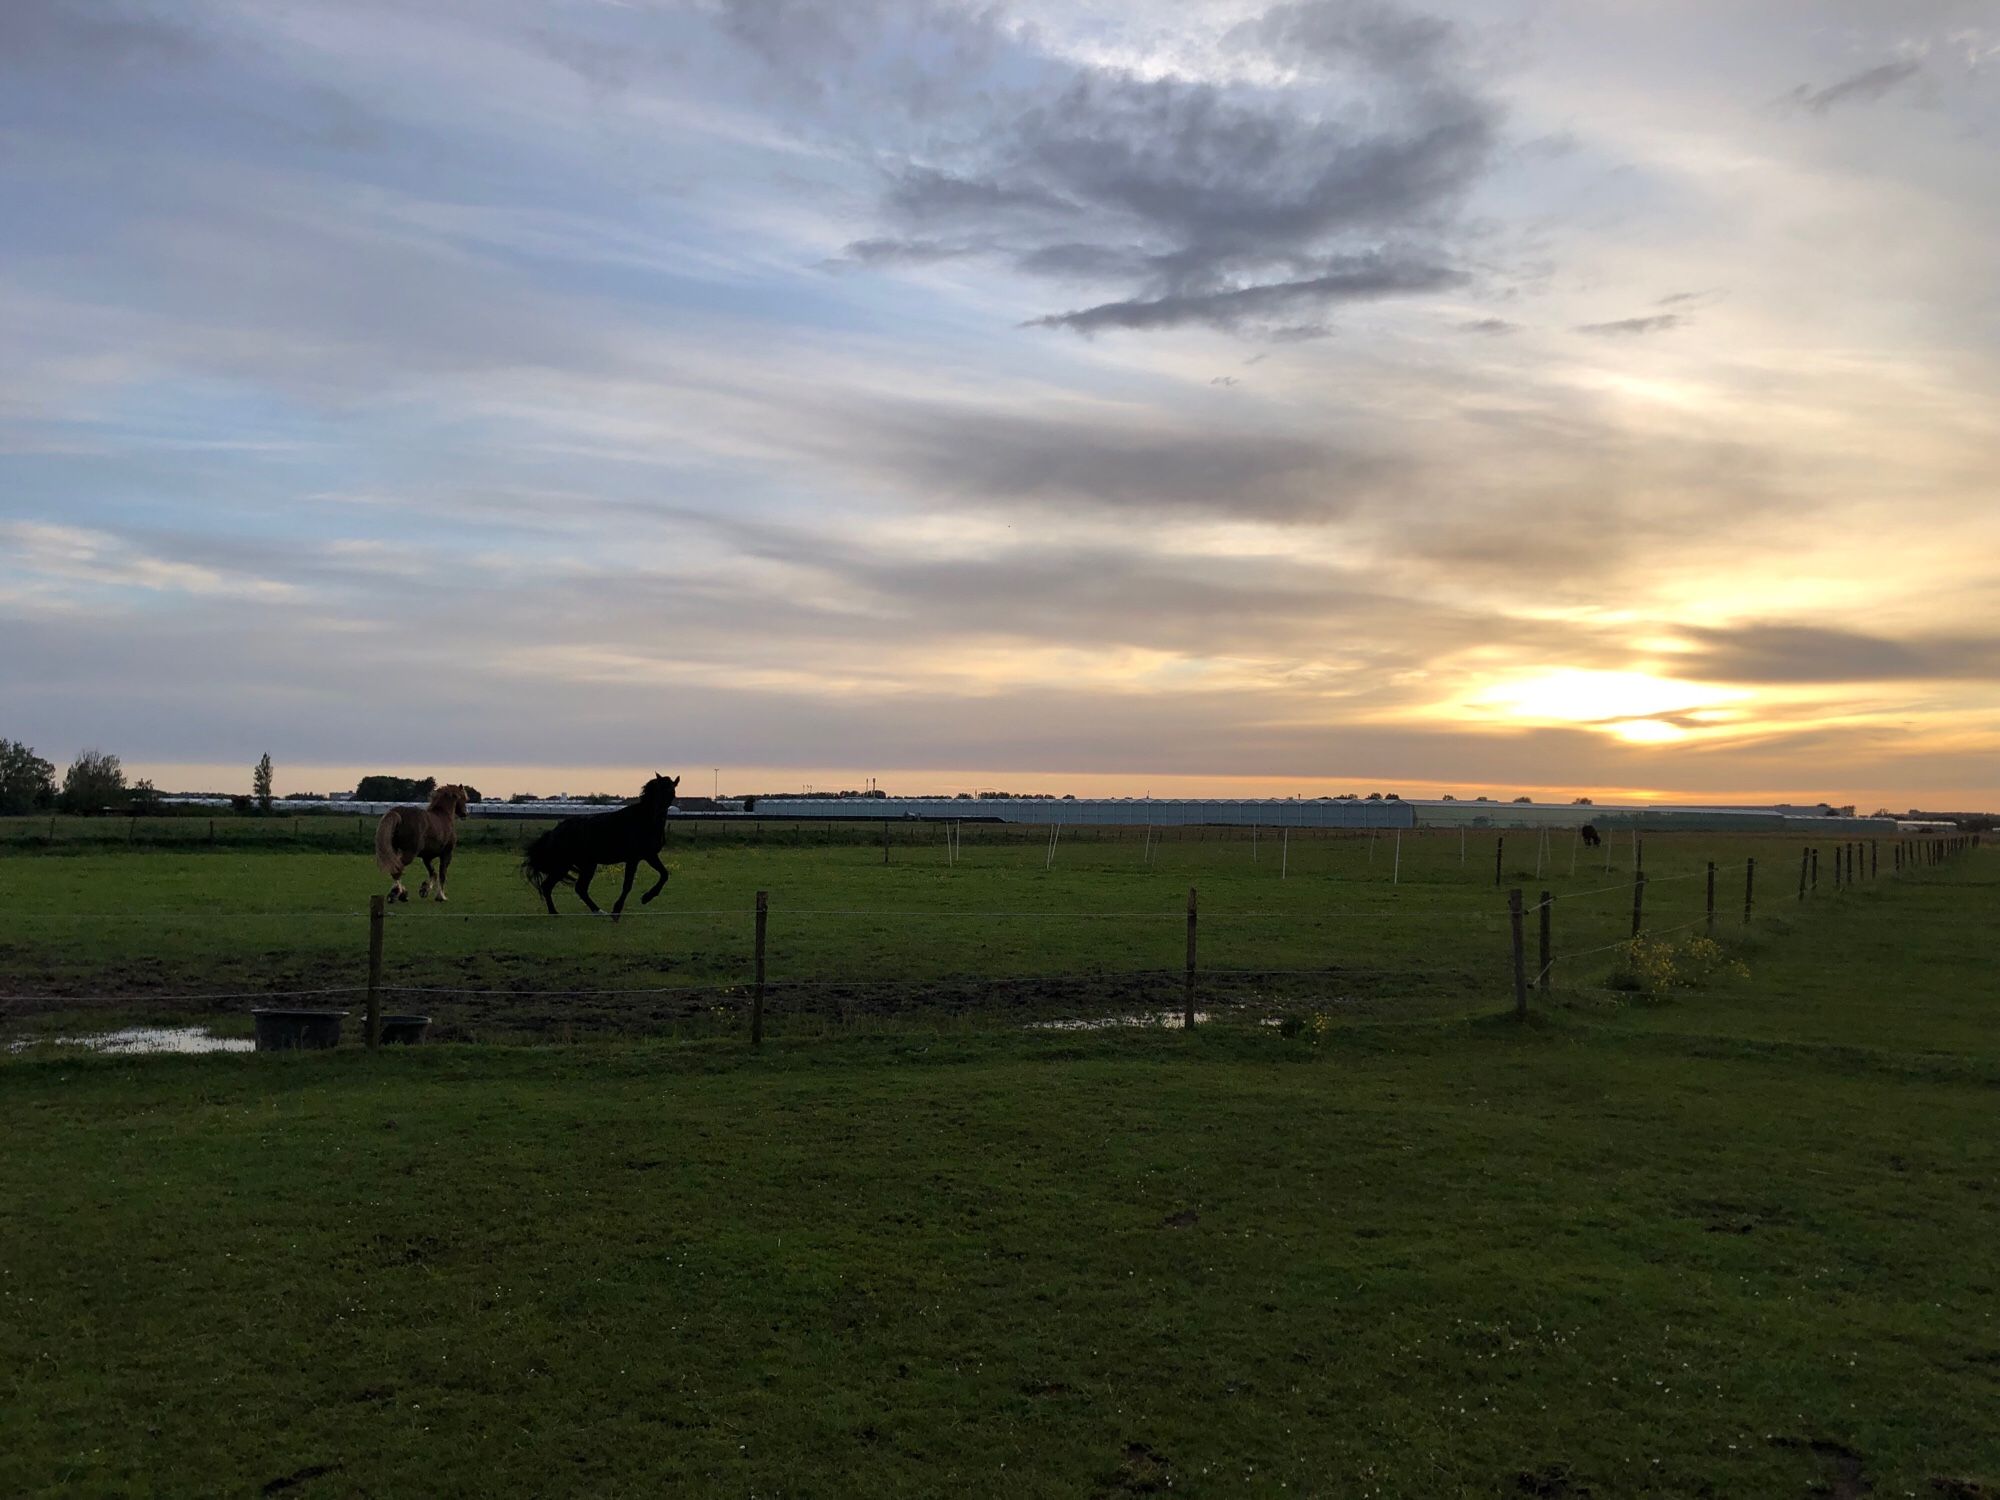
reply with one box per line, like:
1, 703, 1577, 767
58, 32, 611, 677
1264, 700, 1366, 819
1494, 836, 1504, 887
366, 894, 385, 1050
1798, 848, 1808, 900
752, 890, 768, 1047
1509, 889, 1527, 1019
1705, 861, 1716, 937
1183, 887, 1198, 1030
1811, 847, 1819, 891
1630, 870, 1647, 938
882, 820, 890, 865
1537, 890, 1551, 994
1743, 857, 1756, 924
1870, 840, 1878, 879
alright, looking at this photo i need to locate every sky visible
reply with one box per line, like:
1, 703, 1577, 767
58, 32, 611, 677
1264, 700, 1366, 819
2, 0, 1997, 807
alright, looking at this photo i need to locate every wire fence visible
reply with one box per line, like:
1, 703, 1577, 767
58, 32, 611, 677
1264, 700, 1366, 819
0, 831, 1980, 1046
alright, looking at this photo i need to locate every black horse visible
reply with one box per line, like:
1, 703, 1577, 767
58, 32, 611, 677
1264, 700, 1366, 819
1579, 824, 1602, 848
521, 774, 679, 917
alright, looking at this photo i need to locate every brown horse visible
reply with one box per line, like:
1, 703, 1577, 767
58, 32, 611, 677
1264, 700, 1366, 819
374, 784, 469, 903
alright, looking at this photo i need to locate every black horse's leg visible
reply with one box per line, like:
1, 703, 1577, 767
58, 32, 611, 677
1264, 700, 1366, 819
574, 862, 602, 914
610, 861, 640, 921
639, 852, 670, 904
539, 872, 563, 915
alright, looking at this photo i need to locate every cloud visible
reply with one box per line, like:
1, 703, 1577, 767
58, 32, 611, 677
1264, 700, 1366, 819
0, 0, 203, 70
1789, 59, 1923, 114
843, 403, 1400, 522
1459, 316, 1517, 333
830, 236, 984, 268
1575, 313, 1684, 336
718, 0, 1501, 336
1242, 0, 1459, 76
1679, 624, 2000, 684
1028, 254, 1463, 334
0, 521, 299, 603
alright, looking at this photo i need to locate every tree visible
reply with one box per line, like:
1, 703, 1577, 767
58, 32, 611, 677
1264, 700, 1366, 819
0, 739, 57, 815
254, 753, 274, 813
60, 749, 127, 814
130, 778, 162, 813
355, 774, 436, 802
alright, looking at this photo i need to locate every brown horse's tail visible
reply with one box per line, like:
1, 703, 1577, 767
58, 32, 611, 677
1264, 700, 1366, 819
375, 811, 407, 878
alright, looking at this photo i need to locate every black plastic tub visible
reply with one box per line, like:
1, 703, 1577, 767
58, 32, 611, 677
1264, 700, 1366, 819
377, 1015, 432, 1045
251, 1009, 348, 1051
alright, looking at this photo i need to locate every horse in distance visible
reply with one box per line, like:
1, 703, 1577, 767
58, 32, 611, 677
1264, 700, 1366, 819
521, 773, 680, 917
375, 784, 469, 903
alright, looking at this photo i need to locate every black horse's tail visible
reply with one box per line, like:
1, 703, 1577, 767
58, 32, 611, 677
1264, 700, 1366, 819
520, 828, 573, 891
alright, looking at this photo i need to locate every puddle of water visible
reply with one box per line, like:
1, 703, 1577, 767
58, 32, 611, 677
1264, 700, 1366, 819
1029, 1010, 1211, 1031
7, 1026, 253, 1055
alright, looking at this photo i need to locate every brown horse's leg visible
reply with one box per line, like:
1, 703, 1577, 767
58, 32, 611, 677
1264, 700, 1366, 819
539, 873, 563, 915
574, 862, 603, 915
418, 854, 438, 900
435, 846, 453, 902
639, 852, 670, 905
610, 861, 640, 920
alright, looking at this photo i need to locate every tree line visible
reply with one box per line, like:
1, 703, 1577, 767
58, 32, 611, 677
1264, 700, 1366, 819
0, 741, 159, 816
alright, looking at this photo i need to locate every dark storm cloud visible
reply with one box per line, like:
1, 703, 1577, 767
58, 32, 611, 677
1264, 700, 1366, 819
1789, 60, 1923, 115
726, 0, 1501, 336
1575, 313, 1684, 336
1678, 624, 2000, 684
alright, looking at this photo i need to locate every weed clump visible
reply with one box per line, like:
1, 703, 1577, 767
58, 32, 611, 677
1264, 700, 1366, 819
1607, 933, 1748, 998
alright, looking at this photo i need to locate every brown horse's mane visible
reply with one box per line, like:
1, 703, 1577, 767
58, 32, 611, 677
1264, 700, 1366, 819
427, 784, 465, 814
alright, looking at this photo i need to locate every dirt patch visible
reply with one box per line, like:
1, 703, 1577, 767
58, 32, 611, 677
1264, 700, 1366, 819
1161, 1208, 1199, 1229
1515, 1462, 1591, 1497
1771, 1436, 1871, 1498
1099, 1442, 1173, 1495
262, 1463, 340, 1495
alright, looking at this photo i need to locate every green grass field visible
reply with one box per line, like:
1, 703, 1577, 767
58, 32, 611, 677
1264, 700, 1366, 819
1, 833, 1993, 1495
0, 821, 1934, 1040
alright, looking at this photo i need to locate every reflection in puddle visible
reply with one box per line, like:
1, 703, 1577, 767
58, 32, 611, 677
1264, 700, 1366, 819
1029, 1010, 1211, 1031
7, 1027, 253, 1055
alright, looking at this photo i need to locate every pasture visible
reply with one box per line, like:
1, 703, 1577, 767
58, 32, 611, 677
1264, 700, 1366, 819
1, 842, 1996, 1496
0, 818, 1929, 1041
